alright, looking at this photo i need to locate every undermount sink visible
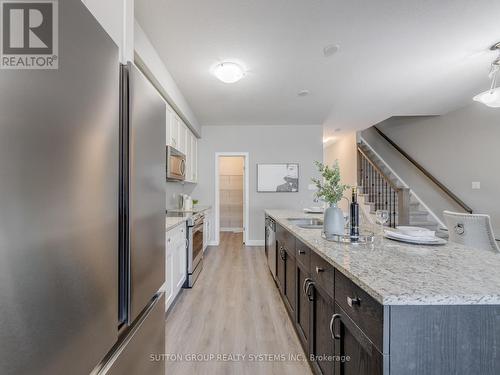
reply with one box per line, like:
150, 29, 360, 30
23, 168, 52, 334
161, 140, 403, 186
286, 218, 323, 229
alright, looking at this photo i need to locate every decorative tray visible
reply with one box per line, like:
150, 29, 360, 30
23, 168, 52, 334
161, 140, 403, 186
321, 231, 375, 244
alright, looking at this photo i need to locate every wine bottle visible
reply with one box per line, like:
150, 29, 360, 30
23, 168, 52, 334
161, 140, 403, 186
350, 187, 359, 239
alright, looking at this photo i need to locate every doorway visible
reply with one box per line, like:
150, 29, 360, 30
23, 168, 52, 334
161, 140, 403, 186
215, 153, 249, 245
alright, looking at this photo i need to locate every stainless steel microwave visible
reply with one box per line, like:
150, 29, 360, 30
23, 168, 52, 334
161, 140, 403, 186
166, 146, 186, 181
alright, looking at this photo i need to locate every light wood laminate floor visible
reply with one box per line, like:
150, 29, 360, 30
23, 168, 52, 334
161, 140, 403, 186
165, 232, 312, 375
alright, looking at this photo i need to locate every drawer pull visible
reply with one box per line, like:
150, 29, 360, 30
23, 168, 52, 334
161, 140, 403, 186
303, 278, 313, 296
306, 281, 315, 302
347, 296, 361, 307
330, 314, 342, 340
298, 249, 306, 254
280, 248, 286, 261
315, 266, 324, 273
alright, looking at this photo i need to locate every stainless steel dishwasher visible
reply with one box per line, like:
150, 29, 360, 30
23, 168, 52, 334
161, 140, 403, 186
265, 216, 277, 280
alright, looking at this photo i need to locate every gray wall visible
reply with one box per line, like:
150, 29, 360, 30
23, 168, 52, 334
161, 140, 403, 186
361, 102, 500, 235
166, 182, 196, 210
192, 125, 323, 243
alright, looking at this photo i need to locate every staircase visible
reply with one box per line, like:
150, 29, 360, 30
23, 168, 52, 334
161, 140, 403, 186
357, 141, 440, 231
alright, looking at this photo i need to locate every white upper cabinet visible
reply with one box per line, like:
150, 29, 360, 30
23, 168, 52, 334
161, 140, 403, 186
192, 136, 198, 183
185, 131, 192, 182
165, 102, 198, 184
178, 120, 187, 154
165, 102, 179, 149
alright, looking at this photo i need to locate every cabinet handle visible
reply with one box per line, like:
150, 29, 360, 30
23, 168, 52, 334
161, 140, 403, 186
306, 281, 315, 302
315, 266, 324, 274
330, 314, 342, 340
347, 296, 361, 307
279, 247, 286, 260
303, 278, 313, 296
298, 249, 306, 254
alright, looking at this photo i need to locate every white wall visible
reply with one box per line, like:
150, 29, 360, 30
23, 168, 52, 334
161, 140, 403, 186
81, 0, 134, 62
134, 21, 201, 136
362, 103, 500, 236
192, 125, 323, 244
323, 132, 358, 212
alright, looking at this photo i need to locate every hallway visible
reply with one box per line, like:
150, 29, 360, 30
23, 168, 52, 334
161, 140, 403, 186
164, 232, 312, 375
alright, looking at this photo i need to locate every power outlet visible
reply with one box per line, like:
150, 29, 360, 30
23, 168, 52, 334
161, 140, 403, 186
472, 181, 481, 190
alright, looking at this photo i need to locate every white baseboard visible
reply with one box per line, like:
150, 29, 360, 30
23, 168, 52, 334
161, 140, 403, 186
207, 240, 219, 246
220, 227, 244, 232
245, 240, 265, 247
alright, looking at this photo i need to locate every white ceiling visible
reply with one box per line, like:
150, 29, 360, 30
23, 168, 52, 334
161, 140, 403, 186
135, 0, 500, 136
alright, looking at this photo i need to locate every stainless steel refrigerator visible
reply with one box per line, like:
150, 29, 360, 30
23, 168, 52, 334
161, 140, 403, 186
0, 1, 166, 374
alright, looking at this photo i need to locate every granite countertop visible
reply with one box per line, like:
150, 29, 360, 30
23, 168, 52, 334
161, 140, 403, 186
167, 205, 211, 214
266, 209, 500, 306
165, 205, 212, 231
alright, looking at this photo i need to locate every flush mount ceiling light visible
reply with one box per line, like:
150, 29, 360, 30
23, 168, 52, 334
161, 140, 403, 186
473, 42, 500, 108
212, 62, 246, 83
297, 89, 310, 97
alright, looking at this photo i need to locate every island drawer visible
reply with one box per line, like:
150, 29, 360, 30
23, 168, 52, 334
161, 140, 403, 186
295, 239, 310, 270
335, 271, 384, 352
276, 224, 296, 258
310, 251, 334, 298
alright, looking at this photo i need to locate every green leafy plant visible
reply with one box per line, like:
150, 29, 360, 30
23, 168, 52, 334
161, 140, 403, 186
192, 199, 199, 205
311, 160, 350, 206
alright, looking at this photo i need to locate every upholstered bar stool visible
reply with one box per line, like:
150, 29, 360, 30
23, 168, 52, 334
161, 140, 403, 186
443, 211, 500, 252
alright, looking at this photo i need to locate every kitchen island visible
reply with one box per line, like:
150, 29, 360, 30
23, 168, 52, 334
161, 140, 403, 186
265, 209, 500, 375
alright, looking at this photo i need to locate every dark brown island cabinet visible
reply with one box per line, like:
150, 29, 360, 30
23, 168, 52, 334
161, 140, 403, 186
269, 217, 500, 375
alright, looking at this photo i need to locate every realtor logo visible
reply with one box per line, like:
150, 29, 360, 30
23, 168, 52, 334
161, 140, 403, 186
1, 0, 58, 69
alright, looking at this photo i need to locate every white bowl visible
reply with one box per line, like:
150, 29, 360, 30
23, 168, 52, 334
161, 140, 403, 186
396, 226, 435, 238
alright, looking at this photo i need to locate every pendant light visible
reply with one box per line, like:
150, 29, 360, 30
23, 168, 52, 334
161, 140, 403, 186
473, 42, 500, 108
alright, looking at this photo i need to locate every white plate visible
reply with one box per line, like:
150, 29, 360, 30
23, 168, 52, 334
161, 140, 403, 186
396, 226, 435, 238
384, 231, 447, 245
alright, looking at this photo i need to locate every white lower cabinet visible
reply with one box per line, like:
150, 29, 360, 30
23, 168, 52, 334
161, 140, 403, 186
165, 222, 187, 311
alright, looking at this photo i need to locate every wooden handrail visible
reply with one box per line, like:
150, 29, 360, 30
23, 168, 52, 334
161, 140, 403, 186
373, 126, 473, 214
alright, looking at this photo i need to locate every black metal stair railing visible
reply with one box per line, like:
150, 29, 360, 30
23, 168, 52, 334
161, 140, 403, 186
357, 146, 410, 228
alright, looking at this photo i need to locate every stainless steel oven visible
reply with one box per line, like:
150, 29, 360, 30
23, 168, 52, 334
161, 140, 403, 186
184, 212, 204, 288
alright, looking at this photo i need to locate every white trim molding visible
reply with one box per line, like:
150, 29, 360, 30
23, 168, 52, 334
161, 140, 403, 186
214, 152, 250, 245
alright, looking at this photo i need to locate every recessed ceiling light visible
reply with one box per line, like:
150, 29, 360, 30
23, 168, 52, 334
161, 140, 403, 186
323, 44, 340, 57
298, 89, 310, 96
334, 128, 341, 132
212, 62, 246, 83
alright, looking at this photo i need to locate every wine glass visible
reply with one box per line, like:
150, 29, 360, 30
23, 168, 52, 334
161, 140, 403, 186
375, 210, 389, 237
